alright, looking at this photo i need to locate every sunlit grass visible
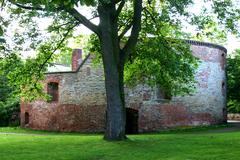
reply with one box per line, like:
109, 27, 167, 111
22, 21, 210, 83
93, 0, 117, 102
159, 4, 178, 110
0, 126, 239, 160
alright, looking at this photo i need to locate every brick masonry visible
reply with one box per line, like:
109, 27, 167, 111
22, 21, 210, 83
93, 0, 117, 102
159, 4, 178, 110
20, 41, 227, 133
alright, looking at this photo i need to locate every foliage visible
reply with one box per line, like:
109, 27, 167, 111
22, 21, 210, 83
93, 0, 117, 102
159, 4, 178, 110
0, 70, 12, 102
86, 0, 199, 97
0, 98, 20, 126
0, 57, 21, 126
87, 34, 198, 97
190, 14, 227, 43
125, 2, 199, 96
125, 38, 198, 96
54, 35, 90, 65
227, 49, 240, 113
54, 46, 73, 65
188, 0, 240, 43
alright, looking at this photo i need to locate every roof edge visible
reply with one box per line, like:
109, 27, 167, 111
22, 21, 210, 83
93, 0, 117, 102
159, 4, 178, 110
45, 40, 227, 75
185, 40, 227, 53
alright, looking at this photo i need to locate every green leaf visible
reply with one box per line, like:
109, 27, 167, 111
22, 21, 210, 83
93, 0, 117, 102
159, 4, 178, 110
0, 26, 3, 36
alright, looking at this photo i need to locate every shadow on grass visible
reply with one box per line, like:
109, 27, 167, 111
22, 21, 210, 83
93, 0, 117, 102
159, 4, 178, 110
0, 123, 234, 136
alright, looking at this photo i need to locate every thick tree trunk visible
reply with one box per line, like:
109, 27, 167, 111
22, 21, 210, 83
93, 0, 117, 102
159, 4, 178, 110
98, 4, 126, 141
103, 59, 126, 140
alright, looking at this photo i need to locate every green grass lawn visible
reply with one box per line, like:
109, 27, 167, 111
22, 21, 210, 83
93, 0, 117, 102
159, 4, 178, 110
0, 126, 239, 160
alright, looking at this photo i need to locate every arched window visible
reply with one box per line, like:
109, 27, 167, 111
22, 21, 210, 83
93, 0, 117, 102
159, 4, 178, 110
47, 82, 59, 102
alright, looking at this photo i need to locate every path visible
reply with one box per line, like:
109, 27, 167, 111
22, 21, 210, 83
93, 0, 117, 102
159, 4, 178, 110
197, 120, 240, 134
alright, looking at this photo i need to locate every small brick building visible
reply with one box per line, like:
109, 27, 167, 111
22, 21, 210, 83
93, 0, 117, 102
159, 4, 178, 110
21, 40, 227, 133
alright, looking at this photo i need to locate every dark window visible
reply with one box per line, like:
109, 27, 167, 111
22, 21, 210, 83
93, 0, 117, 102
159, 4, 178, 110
47, 82, 59, 102
222, 82, 225, 88
25, 112, 29, 125
156, 86, 171, 100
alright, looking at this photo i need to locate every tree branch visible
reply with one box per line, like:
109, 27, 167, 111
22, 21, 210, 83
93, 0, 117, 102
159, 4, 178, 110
143, 7, 157, 23
118, 21, 133, 40
88, 15, 99, 21
36, 23, 77, 81
122, 0, 142, 61
65, 8, 100, 35
8, 0, 100, 35
112, 0, 122, 4
7, 0, 45, 11
49, 21, 74, 31
1, 0, 5, 9
115, 0, 125, 18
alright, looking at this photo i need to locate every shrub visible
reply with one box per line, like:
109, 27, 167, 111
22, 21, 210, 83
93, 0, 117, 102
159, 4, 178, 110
0, 98, 20, 127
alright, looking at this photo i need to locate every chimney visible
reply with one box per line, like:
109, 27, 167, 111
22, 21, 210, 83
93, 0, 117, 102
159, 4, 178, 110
72, 49, 82, 71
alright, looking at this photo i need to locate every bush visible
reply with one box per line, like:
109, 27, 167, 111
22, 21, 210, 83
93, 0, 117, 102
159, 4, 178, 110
0, 57, 21, 126
0, 98, 20, 126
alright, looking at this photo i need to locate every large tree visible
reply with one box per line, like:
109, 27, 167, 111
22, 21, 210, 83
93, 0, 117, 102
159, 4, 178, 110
0, 0, 239, 140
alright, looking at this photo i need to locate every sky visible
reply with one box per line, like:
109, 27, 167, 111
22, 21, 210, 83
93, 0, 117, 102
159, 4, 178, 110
226, 34, 240, 53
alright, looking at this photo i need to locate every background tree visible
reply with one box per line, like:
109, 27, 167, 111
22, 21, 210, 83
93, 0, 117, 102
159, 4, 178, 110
227, 49, 240, 113
0, 55, 22, 126
0, 0, 239, 140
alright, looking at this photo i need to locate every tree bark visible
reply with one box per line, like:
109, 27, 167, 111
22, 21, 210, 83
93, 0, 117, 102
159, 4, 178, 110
98, 4, 126, 141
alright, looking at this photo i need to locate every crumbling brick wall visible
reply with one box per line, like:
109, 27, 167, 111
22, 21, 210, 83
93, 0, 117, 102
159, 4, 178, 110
21, 40, 227, 133
21, 54, 107, 132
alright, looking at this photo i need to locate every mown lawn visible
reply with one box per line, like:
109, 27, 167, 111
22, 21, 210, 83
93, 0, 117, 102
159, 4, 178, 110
0, 127, 240, 160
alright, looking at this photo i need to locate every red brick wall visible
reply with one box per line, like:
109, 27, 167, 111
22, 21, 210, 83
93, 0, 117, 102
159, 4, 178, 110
21, 102, 106, 132
21, 101, 217, 133
138, 104, 215, 132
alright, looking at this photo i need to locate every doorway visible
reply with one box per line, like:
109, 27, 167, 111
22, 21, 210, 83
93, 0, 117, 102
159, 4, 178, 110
25, 112, 29, 125
126, 108, 138, 134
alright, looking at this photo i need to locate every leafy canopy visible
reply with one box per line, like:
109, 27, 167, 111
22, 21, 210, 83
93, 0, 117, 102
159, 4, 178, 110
0, 0, 239, 101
